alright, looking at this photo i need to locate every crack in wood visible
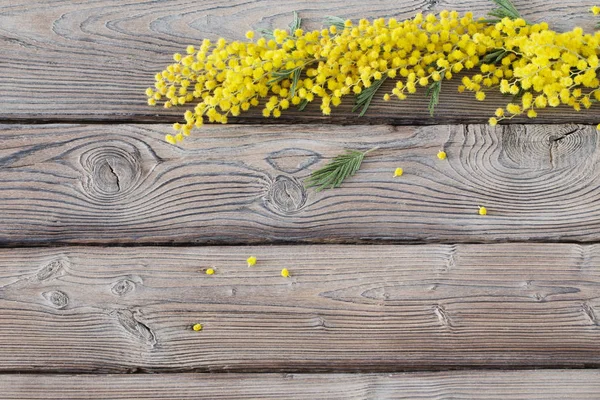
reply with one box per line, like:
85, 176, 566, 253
582, 303, 599, 326
433, 305, 452, 329
112, 309, 157, 347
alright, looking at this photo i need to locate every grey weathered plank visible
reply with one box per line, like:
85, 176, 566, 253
0, 244, 599, 372
0, 0, 598, 123
3, 370, 600, 399
1, 123, 600, 245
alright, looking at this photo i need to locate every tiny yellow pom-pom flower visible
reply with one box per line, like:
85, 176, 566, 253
281, 268, 290, 278
383, 93, 391, 101
596, 123, 600, 131
206, 268, 215, 275
489, 117, 498, 126
192, 323, 202, 331
245, 30, 255, 39
173, 53, 182, 62
394, 167, 403, 177
437, 150, 447, 160
165, 134, 177, 145
592, 6, 600, 15
478, 206, 487, 216
247, 256, 257, 267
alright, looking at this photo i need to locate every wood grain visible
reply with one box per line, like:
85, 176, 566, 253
3, 370, 600, 399
0, 0, 598, 123
1, 123, 600, 245
0, 244, 599, 372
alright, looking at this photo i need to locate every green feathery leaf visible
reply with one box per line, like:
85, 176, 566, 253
267, 66, 301, 86
426, 80, 442, 116
290, 67, 302, 98
482, 48, 509, 64
297, 98, 309, 111
323, 15, 346, 31
352, 77, 387, 117
305, 148, 377, 191
483, 0, 527, 24
258, 28, 275, 40
289, 11, 302, 33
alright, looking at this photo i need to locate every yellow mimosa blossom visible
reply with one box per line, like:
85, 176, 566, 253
146, 10, 600, 142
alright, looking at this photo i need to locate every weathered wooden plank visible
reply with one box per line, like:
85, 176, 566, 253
0, 0, 598, 123
0, 244, 599, 372
3, 370, 600, 399
1, 123, 600, 245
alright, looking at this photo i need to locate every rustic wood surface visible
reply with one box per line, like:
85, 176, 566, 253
3, 0, 600, 395
0, 0, 599, 124
0, 244, 599, 373
1, 123, 599, 245
4, 370, 600, 399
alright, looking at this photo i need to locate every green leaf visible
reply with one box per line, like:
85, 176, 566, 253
258, 28, 275, 40
426, 80, 442, 116
485, 0, 527, 24
323, 15, 346, 31
352, 77, 387, 117
267, 67, 301, 86
305, 148, 376, 191
482, 49, 506, 64
297, 98, 309, 111
290, 68, 302, 98
289, 11, 302, 33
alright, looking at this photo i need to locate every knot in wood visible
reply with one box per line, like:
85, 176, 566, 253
111, 279, 136, 296
36, 259, 66, 281
265, 175, 307, 214
81, 144, 143, 201
266, 148, 320, 173
501, 125, 596, 169
42, 290, 69, 309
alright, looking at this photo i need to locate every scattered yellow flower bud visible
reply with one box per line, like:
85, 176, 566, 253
206, 268, 215, 275
394, 167, 403, 177
245, 30, 255, 39
383, 93, 391, 101
281, 268, 290, 278
165, 134, 177, 145
592, 6, 600, 15
478, 206, 487, 216
437, 150, 447, 160
192, 323, 202, 331
489, 117, 498, 126
247, 256, 257, 267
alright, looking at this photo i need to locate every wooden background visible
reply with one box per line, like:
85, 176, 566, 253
1, 0, 600, 398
